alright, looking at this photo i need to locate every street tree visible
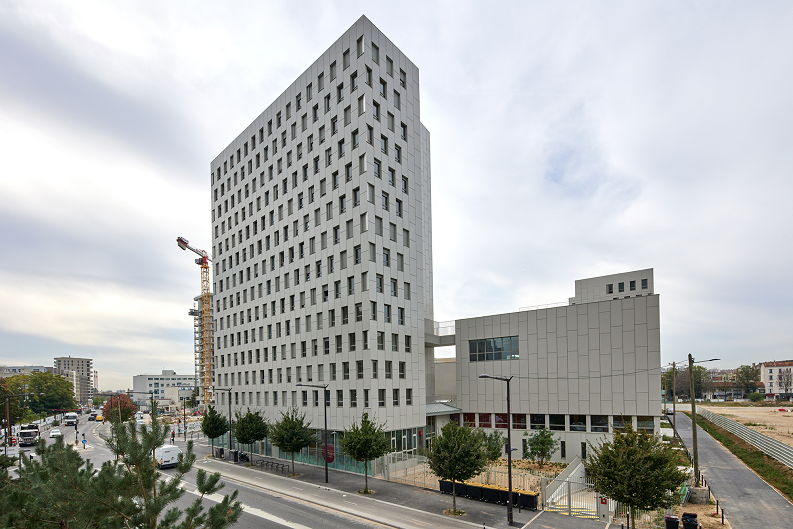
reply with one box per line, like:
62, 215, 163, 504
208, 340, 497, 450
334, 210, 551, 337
233, 409, 268, 455
424, 420, 488, 515
92, 396, 104, 407
586, 426, 688, 529
735, 365, 760, 395
481, 429, 504, 465
102, 393, 137, 423
269, 407, 316, 475
523, 427, 559, 468
339, 412, 392, 493
7, 372, 77, 414
0, 401, 243, 529
479, 428, 504, 484
0, 378, 25, 431
201, 405, 229, 453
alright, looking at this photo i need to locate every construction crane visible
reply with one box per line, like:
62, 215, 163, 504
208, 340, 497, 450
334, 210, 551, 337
176, 236, 212, 407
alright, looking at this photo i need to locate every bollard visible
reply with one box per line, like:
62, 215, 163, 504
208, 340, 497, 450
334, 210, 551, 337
716, 499, 718, 513
722, 510, 724, 525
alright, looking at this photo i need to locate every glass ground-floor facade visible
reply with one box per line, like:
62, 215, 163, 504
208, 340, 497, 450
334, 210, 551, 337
212, 425, 425, 476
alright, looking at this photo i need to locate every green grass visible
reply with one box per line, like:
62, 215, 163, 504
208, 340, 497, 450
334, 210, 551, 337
688, 413, 793, 502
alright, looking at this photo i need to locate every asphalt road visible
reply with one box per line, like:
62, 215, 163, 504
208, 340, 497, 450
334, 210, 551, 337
29, 415, 388, 529
675, 411, 793, 529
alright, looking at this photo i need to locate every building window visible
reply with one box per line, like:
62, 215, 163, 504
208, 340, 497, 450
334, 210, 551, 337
463, 413, 476, 427
549, 414, 565, 431
613, 416, 632, 433
606, 284, 614, 294
494, 413, 509, 429
591, 415, 609, 432
468, 336, 519, 361
478, 413, 491, 428
513, 414, 527, 430
570, 415, 586, 432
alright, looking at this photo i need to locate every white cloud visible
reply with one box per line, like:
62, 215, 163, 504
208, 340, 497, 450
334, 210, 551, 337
1, 1, 792, 388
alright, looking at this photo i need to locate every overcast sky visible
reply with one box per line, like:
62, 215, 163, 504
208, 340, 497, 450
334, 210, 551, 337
1, 1, 791, 391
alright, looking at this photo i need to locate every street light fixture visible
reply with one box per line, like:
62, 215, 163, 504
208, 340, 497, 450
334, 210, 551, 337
296, 383, 330, 483
213, 388, 233, 452
479, 374, 515, 526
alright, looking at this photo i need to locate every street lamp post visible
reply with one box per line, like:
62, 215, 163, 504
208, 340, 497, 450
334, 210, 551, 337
480, 374, 514, 526
688, 355, 719, 487
214, 388, 233, 451
297, 383, 329, 483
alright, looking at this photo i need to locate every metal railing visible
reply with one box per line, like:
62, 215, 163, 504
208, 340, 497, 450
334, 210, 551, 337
697, 408, 793, 469
518, 301, 569, 312
432, 321, 455, 336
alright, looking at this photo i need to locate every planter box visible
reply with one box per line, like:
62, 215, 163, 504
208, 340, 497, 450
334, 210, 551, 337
439, 480, 453, 494
482, 486, 501, 503
498, 488, 518, 506
454, 482, 468, 497
517, 491, 538, 509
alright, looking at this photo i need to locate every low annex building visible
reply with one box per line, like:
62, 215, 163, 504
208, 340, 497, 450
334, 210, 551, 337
429, 269, 660, 463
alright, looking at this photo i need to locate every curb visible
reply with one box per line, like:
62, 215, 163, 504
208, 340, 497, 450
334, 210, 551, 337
196, 457, 494, 529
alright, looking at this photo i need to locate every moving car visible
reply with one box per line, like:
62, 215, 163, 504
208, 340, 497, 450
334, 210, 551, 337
154, 445, 183, 469
49, 429, 62, 438
95, 415, 104, 422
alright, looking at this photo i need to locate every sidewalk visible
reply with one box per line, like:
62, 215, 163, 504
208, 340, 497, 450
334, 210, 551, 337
675, 412, 793, 529
192, 445, 607, 529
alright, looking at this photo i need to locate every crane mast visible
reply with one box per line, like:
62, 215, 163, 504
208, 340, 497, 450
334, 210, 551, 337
176, 236, 213, 407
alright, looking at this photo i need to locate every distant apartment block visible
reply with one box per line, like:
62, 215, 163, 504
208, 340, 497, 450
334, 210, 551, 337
754, 360, 793, 398
132, 370, 196, 405
54, 356, 94, 405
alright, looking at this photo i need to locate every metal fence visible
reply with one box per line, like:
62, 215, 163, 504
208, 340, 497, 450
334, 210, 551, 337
697, 408, 793, 469
610, 502, 667, 529
385, 448, 559, 492
543, 477, 598, 519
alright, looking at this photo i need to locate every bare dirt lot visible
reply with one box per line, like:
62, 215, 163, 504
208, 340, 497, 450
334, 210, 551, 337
673, 501, 731, 529
700, 405, 793, 446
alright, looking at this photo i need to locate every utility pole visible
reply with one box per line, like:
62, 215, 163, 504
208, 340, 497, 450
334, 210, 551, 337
689, 353, 699, 486
672, 362, 677, 438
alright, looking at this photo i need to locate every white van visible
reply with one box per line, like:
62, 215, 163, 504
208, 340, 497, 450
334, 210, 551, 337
135, 412, 144, 421
154, 445, 182, 469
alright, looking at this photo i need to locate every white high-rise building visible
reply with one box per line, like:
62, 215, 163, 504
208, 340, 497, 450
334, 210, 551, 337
210, 16, 432, 445
54, 356, 94, 405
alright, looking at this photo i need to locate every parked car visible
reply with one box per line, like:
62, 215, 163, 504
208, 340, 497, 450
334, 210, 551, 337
49, 429, 62, 438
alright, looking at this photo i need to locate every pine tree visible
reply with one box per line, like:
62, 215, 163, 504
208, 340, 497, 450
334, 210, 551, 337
339, 412, 392, 493
269, 407, 316, 475
424, 421, 488, 515
586, 426, 688, 529
0, 402, 243, 528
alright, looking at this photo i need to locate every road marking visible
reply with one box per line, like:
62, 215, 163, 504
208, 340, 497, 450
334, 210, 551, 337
179, 483, 314, 529
343, 500, 358, 505
520, 510, 543, 528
